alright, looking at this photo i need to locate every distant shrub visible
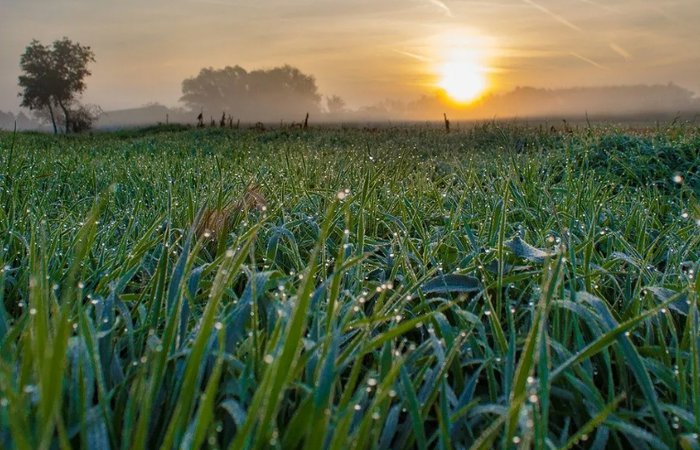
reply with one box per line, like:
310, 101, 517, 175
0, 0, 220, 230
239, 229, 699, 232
69, 104, 102, 133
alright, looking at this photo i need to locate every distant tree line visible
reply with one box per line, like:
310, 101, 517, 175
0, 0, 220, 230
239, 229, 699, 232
0, 110, 42, 131
180, 65, 325, 123
12, 37, 700, 131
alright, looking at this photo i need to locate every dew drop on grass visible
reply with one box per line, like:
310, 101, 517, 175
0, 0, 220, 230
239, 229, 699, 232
264, 354, 274, 364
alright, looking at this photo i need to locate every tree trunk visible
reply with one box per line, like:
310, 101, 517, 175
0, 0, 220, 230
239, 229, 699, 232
47, 101, 58, 135
57, 99, 70, 134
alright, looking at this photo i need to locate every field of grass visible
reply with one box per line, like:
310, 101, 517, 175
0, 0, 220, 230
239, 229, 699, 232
0, 123, 698, 449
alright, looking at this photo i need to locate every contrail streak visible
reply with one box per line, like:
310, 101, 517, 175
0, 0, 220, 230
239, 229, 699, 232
426, 0, 453, 16
570, 52, 607, 70
522, 0, 581, 32
609, 43, 632, 60
393, 50, 433, 62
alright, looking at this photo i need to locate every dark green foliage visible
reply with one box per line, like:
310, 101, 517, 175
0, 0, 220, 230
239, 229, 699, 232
18, 38, 96, 134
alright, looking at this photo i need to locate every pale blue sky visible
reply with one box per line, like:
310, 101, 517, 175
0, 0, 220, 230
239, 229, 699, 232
1, 0, 698, 111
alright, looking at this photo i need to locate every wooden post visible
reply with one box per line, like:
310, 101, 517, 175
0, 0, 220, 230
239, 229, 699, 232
443, 113, 450, 133
303, 112, 309, 130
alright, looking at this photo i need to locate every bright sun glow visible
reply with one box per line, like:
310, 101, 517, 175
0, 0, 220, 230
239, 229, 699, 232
433, 31, 492, 104
438, 58, 487, 103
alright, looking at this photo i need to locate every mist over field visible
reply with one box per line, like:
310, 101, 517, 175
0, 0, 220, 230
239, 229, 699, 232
2, 0, 700, 129
2, 81, 698, 131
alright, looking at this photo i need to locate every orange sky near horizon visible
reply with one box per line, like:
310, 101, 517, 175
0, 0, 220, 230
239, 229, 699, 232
0, 0, 698, 112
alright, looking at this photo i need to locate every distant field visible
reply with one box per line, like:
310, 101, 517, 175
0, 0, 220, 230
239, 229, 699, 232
0, 124, 698, 449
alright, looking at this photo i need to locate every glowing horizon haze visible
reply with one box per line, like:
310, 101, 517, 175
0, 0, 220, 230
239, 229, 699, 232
0, 0, 698, 112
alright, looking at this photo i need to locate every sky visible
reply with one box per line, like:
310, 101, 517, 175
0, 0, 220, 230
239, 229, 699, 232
0, 0, 698, 112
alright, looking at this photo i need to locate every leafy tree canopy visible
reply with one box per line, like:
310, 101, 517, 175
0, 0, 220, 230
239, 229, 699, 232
18, 37, 95, 133
181, 65, 322, 121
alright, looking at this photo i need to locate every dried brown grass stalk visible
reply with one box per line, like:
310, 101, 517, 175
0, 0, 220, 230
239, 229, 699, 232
196, 183, 267, 243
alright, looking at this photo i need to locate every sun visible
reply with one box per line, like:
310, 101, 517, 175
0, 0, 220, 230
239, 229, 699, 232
432, 30, 492, 104
437, 58, 487, 103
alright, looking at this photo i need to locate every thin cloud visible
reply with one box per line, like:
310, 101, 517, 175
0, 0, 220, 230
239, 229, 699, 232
393, 49, 433, 62
573, 0, 618, 14
187, 0, 236, 6
570, 52, 607, 70
522, 0, 581, 32
425, 0, 453, 17
609, 43, 632, 61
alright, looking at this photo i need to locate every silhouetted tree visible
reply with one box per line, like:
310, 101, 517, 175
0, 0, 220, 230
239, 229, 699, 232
18, 38, 95, 134
326, 95, 346, 114
180, 65, 322, 121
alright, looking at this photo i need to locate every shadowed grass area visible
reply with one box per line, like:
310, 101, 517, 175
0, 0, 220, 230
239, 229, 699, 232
0, 123, 698, 449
